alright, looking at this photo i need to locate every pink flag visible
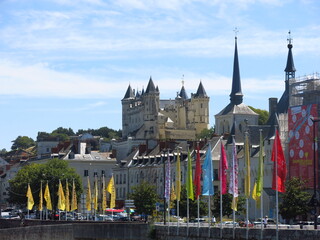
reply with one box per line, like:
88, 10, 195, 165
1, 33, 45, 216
219, 142, 228, 194
272, 130, 287, 193
194, 144, 202, 199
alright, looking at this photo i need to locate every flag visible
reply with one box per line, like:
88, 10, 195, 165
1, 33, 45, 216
171, 182, 176, 201
26, 183, 34, 210
176, 148, 181, 201
39, 182, 43, 211
244, 133, 251, 198
71, 179, 77, 211
228, 136, 238, 211
219, 142, 228, 194
202, 143, 214, 196
164, 151, 171, 202
65, 179, 70, 212
186, 149, 194, 200
252, 181, 260, 207
107, 175, 116, 209
58, 180, 65, 211
102, 175, 107, 211
44, 182, 52, 210
256, 130, 264, 200
86, 177, 92, 211
93, 176, 98, 210
272, 130, 287, 193
194, 144, 202, 198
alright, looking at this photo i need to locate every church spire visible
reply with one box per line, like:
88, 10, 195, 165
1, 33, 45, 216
284, 31, 296, 89
230, 34, 243, 105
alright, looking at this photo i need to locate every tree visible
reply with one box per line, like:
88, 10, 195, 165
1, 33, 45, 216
8, 158, 83, 210
11, 136, 35, 150
212, 193, 246, 219
173, 186, 208, 219
52, 127, 75, 136
128, 181, 159, 216
279, 177, 311, 223
196, 127, 215, 140
249, 106, 269, 125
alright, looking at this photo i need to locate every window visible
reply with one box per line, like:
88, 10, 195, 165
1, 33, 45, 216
116, 175, 119, 184
214, 169, 218, 180
123, 174, 126, 184
84, 170, 89, 177
101, 170, 105, 176
93, 171, 98, 177
120, 174, 122, 184
46, 147, 50, 152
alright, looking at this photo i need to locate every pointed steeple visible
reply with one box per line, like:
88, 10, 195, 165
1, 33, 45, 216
145, 76, 156, 94
123, 84, 135, 99
230, 36, 243, 105
194, 81, 207, 98
284, 31, 296, 85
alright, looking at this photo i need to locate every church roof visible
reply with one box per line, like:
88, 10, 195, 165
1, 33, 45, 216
145, 77, 156, 94
194, 81, 207, 98
230, 37, 243, 105
123, 84, 135, 99
216, 103, 258, 116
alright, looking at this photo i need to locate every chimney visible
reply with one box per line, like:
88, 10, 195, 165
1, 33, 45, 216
269, 98, 278, 118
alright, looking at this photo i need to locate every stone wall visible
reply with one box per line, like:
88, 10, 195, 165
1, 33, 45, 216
155, 225, 320, 240
0, 221, 150, 240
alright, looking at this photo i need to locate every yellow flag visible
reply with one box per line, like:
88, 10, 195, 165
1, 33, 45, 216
39, 182, 43, 211
93, 176, 98, 211
86, 177, 92, 211
252, 181, 261, 208
26, 184, 34, 210
58, 180, 65, 211
65, 179, 70, 212
71, 179, 77, 211
102, 175, 107, 211
44, 182, 52, 210
107, 175, 115, 209
171, 182, 176, 201
231, 197, 238, 211
175, 148, 181, 201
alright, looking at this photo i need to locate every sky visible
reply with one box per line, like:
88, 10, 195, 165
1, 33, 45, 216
0, 0, 319, 150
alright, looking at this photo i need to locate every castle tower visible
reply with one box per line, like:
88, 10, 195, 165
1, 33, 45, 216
192, 81, 210, 135
121, 84, 135, 138
142, 77, 159, 139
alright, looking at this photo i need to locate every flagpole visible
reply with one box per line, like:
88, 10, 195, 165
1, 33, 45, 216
187, 197, 189, 237
208, 195, 211, 238
197, 197, 200, 236
259, 129, 263, 240
275, 128, 279, 240
245, 131, 250, 240
219, 138, 224, 240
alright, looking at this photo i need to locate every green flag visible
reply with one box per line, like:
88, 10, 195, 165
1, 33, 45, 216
186, 149, 194, 200
256, 130, 264, 198
244, 133, 251, 198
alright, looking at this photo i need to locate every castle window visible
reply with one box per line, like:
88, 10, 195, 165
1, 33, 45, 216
201, 103, 203, 108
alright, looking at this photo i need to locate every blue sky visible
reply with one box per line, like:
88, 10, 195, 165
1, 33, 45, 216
0, 0, 319, 150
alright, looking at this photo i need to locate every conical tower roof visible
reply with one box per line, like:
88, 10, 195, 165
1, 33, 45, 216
123, 84, 135, 100
145, 76, 156, 94
178, 86, 188, 99
194, 81, 207, 98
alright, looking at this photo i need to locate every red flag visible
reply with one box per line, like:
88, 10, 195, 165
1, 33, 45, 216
219, 142, 228, 194
272, 130, 287, 193
194, 144, 202, 199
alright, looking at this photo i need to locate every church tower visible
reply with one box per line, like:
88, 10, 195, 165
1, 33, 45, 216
215, 35, 258, 138
121, 84, 135, 138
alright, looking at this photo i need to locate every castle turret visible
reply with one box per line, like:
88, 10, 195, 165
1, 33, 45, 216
122, 84, 135, 138
192, 81, 209, 134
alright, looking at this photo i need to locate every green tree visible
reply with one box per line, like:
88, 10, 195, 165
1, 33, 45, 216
173, 186, 208, 219
128, 181, 159, 216
8, 158, 83, 210
76, 127, 121, 141
212, 193, 246, 219
196, 127, 215, 140
52, 127, 75, 136
11, 136, 35, 150
249, 106, 269, 125
279, 177, 311, 223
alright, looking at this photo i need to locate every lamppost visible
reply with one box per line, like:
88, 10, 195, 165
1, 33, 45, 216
311, 117, 320, 230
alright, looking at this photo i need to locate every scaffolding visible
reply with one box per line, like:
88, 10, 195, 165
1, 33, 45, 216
289, 73, 320, 107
